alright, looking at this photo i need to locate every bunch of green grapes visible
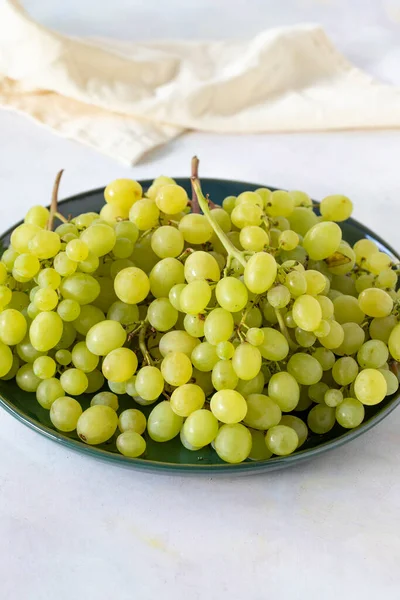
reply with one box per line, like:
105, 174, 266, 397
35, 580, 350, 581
0, 168, 399, 465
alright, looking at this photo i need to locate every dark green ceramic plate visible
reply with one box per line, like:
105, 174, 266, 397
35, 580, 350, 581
1, 178, 399, 474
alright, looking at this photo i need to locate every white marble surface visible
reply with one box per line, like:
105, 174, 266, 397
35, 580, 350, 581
1, 1, 400, 599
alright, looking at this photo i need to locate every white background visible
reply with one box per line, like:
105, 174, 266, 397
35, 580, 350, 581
1, 1, 400, 598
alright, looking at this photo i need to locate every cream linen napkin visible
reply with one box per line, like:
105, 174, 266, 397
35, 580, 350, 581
1, 0, 400, 165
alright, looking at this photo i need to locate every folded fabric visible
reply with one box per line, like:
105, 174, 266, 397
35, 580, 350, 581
1, 0, 399, 164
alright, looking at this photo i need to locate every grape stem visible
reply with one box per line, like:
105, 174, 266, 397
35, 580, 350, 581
274, 308, 298, 351
47, 169, 64, 231
191, 177, 247, 268
191, 156, 200, 214
139, 320, 153, 366
54, 212, 69, 224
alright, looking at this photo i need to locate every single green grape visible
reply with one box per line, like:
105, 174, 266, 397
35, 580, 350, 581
170, 384, 205, 417
60, 368, 88, 395
244, 394, 281, 430
86, 320, 126, 356
332, 357, 359, 386
215, 277, 248, 312
117, 432, 146, 457
161, 351, 192, 386
265, 425, 298, 456
353, 369, 387, 405
159, 330, 199, 358
287, 353, 323, 385
232, 343, 262, 381
77, 405, 119, 444
29, 311, 64, 351
33, 356, 56, 379
211, 359, 239, 391
324, 388, 344, 408
335, 398, 365, 428
191, 342, 219, 372
307, 404, 336, 434
90, 391, 119, 411
216, 340, 235, 360
50, 397, 83, 432
183, 409, 219, 448
147, 401, 183, 442
102, 347, 138, 382
214, 423, 252, 463
0, 309, 27, 345
268, 372, 300, 412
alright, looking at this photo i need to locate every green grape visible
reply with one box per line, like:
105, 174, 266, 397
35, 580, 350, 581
215, 277, 248, 312
203, 308, 233, 345
169, 383, 205, 417
129, 198, 160, 230
236, 190, 264, 208
336, 322, 365, 355
358, 288, 393, 318
333, 294, 365, 325
102, 347, 138, 382
267, 285, 291, 309
265, 425, 298, 456
85, 369, 105, 393
168, 283, 186, 311
149, 258, 185, 298
191, 342, 219, 372
210, 389, 247, 423
16, 336, 45, 363
106, 301, 138, 326
161, 351, 192, 386
248, 429, 273, 461
320, 320, 345, 350
86, 320, 126, 356
231, 203, 262, 228
216, 341, 235, 360
27, 302, 40, 319
243, 306, 263, 328
285, 271, 307, 297
313, 320, 332, 339
59, 273, 100, 306
55, 349, 72, 366
147, 297, 178, 332
112, 237, 134, 259
90, 391, 119, 411
307, 404, 336, 434
13, 253, 40, 279
246, 328, 264, 346
211, 360, 239, 391
60, 368, 88, 395
178, 213, 213, 244
0, 285, 12, 309
108, 380, 127, 395
64, 238, 88, 262
311, 349, 334, 372
147, 401, 183, 442
0, 341, 13, 377
353, 238, 378, 265
332, 357, 359, 385
55, 222, 79, 238
279, 415, 308, 447
279, 230, 299, 251
80, 224, 116, 257
0, 262, 8, 285
287, 353, 323, 385
155, 184, 188, 214
388, 323, 400, 361
159, 330, 199, 358
327, 243, 356, 276
295, 328, 316, 348
292, 295, 322, 332
304, 270, 326, 296
355, 273, 375, 294
53, 252, 77, 276
73, 212, 99, 228
265, 190, 294, 217
214, 423, 252, 463
71, 341, 99, 373
376, 268, 397, 290
239, 226, 269, 252
288, 207, 318, 236
378, 368, 399, 395
232, 343, 262, 381
29, 311, 63, 351
308, 381, 329, 403
1, 354, 20, 381
181, 410, 217, 448
135, 366, 164, 401
114, 221, 139, 244
37, 268, 61, 289
354, 368, 387, 405
357, 340, 389, 369
118, 409, 146, 434
179, 281, 211, 315
0, 309, 27, 345
303, 221, 342, 260
24, 205, 50, 228
73, 304, 104, 335
55, 321, 77, 351
236, 371, 265, 397
1, 248, 19, 272
27, 230, 60, 260
150, 225, 184, 258
16, 363, 41, 392
335, 398, 365, 428
288, 190, 312, 208
244, 252, 277, 294
105, 178, 142, 210
33, 288, 59, 311
57, 299, 81, 322
222, 195, 237, 213
50, 397, 83, 432
324, 388, 343, 407
258, 328, 289, 361
78, 252, 100, 274
10, 223, 40, 253
365, 251, 392, 275
35, 378, 64, 409
184, 251, 220, 283
90, 276, 117, 313
268, 372, 300, 412
7, 291, 29, 312
116, 432, 146, 457
184, 314, 205, 338
244, 394, 281, 430
33, 356, 56, 379
77, 405, 119, 444
320, 194, 353, 222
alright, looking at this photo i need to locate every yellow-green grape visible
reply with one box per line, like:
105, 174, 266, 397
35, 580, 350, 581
314, 320, 331, 338
0, 285, 12, 309
304, 270, 326, 296
353, 239, 379, 265
132, 234, 159, 273
265, 425, 298, 456
236, 371, 265, 398
0, 341, 13, 377
258, 328, 289, 361
232, 343, 262, 381
55, 321, 77, 351
365, 251, 392, 275
288, 207, 318, 237
288, 190, 312, 208
29, 311, 63, 351
303, 222, 342, 260
60, 273, 100, 306
150, 226, 184, 258
55, 349, 71, 366
70, 341, 99, 373
55, 222, 79, 237
56, 299, 80, 322
214, 423, 252, 463
358, 288, 393, 318
231, 203, 262, 228
80, 224, 116, 257
1, 354, 20, 381
90, 391, 119, 411
33, 356, 56, 379
116, 432, 146, 458
279, 415, 308, 447
155, 184, 188, 214
222, 195, 237, 213
60, 368, 88, 395
161, 351, 192, 386
357, 340, 389, 369
285, 271, 307, 297
36, 378, 64, 409
265, 190, 294, 218
100, 203, 129, 223
109, 380, 127, 395
376, 269, 397, 290
210, 389, 247, 423
1, 248, 19, 271
150, 258, 185, 298
85, 369, 104, 394
13, 253, 40, 279
37, 268, 61, 290
211, 359, 239, 391
308, 381, 329, 404
236, 191, 264, 208
354, 368, 387, 405
332, 356, 359, 386
118, 409, 146, 434
312, 347, 336, 371
204, 308, 234, 345
324, 388, 343, 408
104, 178, 142, 210
147, 401, 183, 442
336, 322, 365, 356
114, 221, 139, 244
27, 302, 40, 319
7, 291, 29, 312
170, 383, 205, 417
0, 262, 8, 285
178, 213, 213, 244
179, 281, 211, 315
0, 309, 27, 345
102, 347, 138, 382
16, 336, 45, 363
86, 320, 126, 356
333, 295, 364, 325
244, 394, 281, 430
54, 252, 77, 277
320, 320, 345, 350
114, 267, 150, 304
191, 342, 218, 372
77, 405, 119, 444
307, 404, 336, 434
146, 176, 176, 200
24, 205, 50, 228
73, 304, 104, 336
159, 330, 199, 358
129, 198, 160, 230
28, 230, 61, 260
388, 323, 400, 361
268, 372, 300, 411
184, 314, 205, 338
245, 327, 264, 347
135, 366, 164, 401
292, 295, 322, 332
239, 226, 268, 252
244, 252, 277, 294
50, 397, 83, 432
355, 273, 375, 294
16, 363, 41, 392
378, 368, 399, 395
216, 341, 235, 360
215, 277, 248, 312
320, 195, 353, 222
73, 212, 98, 228
183, 409, 219, 448
295, 328, 316, 348
147, 298, 178, 331
10, 223, 40, 253
287, 353, 323, 385
33, 288, 58, 311
78, 252, 100, 274
267, 285, 290, 309
184, 251, 221, 283
335, 398, 365, 429
279, 230, 299, 251
63, 238, 87, 263
248, 429, 273, 461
